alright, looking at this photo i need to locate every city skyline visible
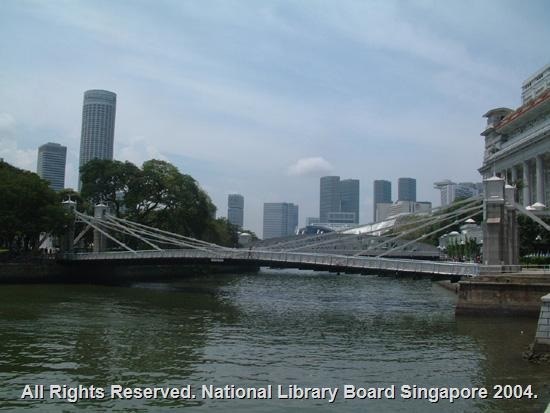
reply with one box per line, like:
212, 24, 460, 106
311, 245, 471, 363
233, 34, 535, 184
1, 1, 549, 237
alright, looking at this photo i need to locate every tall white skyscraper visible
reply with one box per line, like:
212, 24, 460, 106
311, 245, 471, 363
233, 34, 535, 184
78, 89, 116, 188
37, 142, 67, 191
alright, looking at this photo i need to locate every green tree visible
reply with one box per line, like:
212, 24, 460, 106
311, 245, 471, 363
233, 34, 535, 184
0, 161, 69, 253
202, 218, 239, 247
125, 160, 216, 238
80, 159, 141, 216
79, 159, 236, 247
518, 214, 550, 257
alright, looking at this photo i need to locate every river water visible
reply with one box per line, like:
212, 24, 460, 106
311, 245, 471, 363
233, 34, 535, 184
0, 269, 548, 412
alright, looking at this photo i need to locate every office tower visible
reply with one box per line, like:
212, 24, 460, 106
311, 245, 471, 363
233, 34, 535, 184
398, 177, 416, 202
287, 203, 299, 236
320, 176, 361, 224
387, 201, 432, 217
263, 202, 299, 239
319, 176, 341, 222
521, 63, 550, 104
78, 89, 117, 188
373, 179, 392, 221
37, 142, 67, 191
434, 180, 482, 206
227, 194, 244, 228
340, 179, 359, 223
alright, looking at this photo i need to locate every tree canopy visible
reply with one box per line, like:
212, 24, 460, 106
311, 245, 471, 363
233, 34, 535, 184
0, 161, 69, 253
80, 159, 237, 246
80, 159, 140, 216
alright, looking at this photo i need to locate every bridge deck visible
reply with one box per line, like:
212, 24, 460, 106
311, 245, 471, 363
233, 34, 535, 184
60, 249, 480, 277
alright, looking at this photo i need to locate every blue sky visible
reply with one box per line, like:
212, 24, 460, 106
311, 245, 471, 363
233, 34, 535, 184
1, 0, 549, 236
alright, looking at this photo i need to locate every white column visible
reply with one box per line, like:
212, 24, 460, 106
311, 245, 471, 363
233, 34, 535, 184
536, 155, 545, 206
523, 160, 531, 206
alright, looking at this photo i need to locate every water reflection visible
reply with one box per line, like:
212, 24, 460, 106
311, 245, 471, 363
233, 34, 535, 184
455, 316, 549, 412
0, 270, 548, 412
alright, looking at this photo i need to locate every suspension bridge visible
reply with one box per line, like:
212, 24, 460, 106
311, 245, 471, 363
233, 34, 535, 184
58, 177, 549, 280
58, 196, 487, 278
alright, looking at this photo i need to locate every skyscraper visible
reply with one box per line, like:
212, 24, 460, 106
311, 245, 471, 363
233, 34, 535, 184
373, 179, 392, 221
319, 176, 340, 222
37, 142, 67, 191
340, 179, 360, 223
398, 177, 416, 202
434, 180, 482, 206
263, 202, 299, 239
78, 89, 116, 188
320, 176, 360, 224
227, 194, 244, 228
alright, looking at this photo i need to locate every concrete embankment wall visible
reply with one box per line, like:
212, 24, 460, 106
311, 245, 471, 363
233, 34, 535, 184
456, 275, 550, 316
0, 262, 259, 284
0, 262, 64, 283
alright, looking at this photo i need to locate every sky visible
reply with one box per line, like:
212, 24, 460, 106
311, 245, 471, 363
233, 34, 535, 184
1, 0, 549, 237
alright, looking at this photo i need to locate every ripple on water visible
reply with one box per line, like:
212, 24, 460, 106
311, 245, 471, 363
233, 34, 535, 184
0, 271, 547, 412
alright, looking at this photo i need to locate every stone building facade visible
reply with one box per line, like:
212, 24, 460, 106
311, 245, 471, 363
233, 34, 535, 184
479, 64, 550, 207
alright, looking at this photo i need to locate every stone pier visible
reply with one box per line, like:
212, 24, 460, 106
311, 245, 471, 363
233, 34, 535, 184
456, 275, 550, 316
534, 293, 550, 352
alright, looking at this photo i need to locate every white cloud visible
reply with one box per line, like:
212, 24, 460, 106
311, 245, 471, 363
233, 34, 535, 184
0, 138, 36, 171
0, 113, 36, 171
287, 157, 334, 176
117, 137, 168, 167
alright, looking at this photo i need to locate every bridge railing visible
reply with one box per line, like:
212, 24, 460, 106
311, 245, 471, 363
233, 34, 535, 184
61, 248, 480, 277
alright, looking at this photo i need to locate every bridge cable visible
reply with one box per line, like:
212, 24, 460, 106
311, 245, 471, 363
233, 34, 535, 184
264, 197, 482, 252
75, 212, 137, 253
352, 203, 483, 256
77, 213, 222, 254
106, 215, 231, 251
284, 201, 482, 253
513, 202, 550, 232
376, 210, 483, 258
103, 216, 219, 252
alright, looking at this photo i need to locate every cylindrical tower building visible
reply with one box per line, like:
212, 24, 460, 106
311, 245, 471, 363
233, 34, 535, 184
78, 89, 116, 188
